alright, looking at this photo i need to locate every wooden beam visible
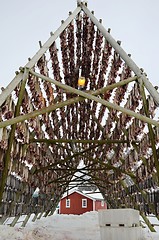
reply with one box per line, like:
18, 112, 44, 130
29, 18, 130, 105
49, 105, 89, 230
83, 155, 137, 181
81, 3, 159, 106
33, 143, 102, 174
0, 73, 137, 128
141, 213, 156, 232
47, 162, 95, 185
139, 80, 159, 184
0, 75, 28, 205
28, 68, 136, 94
47, 167, 120, 171
48, 170, 77, 185
59, 177, 108, 192
10, 215, 20, 227
0, 6, 81, 107
30, 138, 139, 144
1, 70, 158, 127
21, 213, 32, 227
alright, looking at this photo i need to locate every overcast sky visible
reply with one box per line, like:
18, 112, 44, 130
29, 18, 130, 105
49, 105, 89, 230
0, 0, 159, 88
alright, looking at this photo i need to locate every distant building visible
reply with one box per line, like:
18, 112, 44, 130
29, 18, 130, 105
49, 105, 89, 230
59, 189, 107, 215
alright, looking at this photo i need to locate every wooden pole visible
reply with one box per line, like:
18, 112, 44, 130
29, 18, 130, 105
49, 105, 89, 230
10, 215, 20, 227
33, 144, 103, 173
30, 138, 139, 145
28, 70, 159, 127
1, 70, 158, 128
80, 3, 159, 106
141, 213, 156, 232
0, 7, 81, 107
0, 71, 28, 205
139, 80, 159, 184
21, 213, 32, 227
28, 68, 137, 94
0, 72, 138, 128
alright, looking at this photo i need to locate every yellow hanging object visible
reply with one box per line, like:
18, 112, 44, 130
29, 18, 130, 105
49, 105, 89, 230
78, 76, 86, 88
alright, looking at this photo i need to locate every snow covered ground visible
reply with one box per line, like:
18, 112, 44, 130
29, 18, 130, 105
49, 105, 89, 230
0, 211, 159, 240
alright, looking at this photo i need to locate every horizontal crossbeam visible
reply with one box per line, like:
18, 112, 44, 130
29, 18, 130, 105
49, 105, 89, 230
1, 70, 158, 127
30, 138, 139, 144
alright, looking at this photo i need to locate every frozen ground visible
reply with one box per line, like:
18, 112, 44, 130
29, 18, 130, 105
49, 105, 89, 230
0, 211, 159, 240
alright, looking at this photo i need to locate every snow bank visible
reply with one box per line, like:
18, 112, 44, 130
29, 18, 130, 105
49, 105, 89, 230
0, 211, 159, 240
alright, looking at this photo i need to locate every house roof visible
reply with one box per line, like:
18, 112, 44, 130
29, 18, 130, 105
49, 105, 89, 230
83, 191, 104, 200
61, 189, 104, 201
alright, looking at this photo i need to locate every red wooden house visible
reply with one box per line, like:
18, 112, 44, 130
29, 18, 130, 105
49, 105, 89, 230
59, 189, 107, 215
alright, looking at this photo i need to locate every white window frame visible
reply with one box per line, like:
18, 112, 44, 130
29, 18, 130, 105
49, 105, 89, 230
82, 198, 87, 208
66, 199, 70, 208
101, 200, 104, 207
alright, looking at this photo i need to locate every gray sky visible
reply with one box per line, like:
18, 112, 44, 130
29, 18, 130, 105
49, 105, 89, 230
0, 0, 159, 88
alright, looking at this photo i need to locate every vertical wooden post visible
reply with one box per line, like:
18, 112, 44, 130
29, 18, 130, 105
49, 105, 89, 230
0, 216, 8, 225
0, 71, 28, 206
32, 213, 39, 222
139, 80, 159, 184
10, 215, 20, 227
21, 213, 32, 227
37, 212, 44, 220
